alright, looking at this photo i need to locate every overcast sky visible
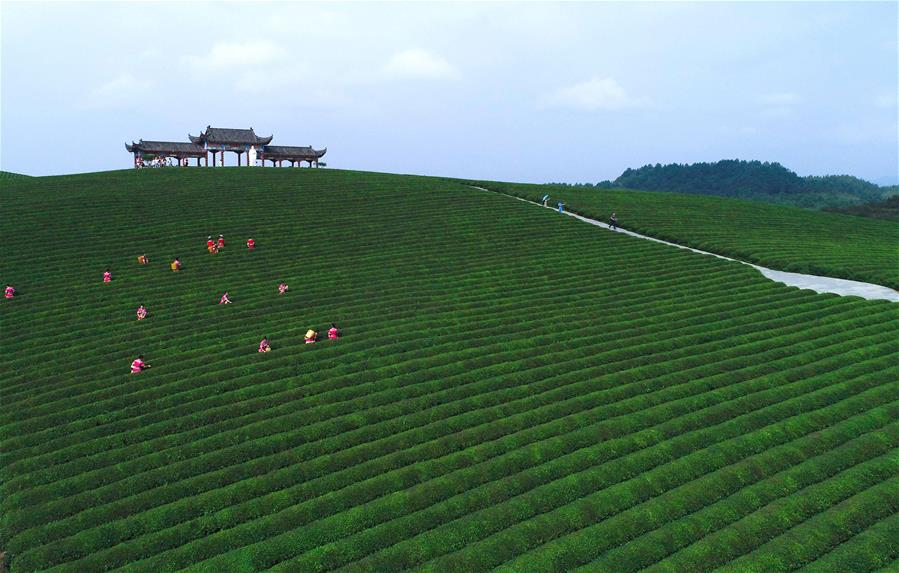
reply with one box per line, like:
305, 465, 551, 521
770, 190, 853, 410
2, 1, 897, 183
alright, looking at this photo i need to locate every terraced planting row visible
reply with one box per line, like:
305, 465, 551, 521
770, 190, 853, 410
462, 179, 899, 290
1, 168, 896, 572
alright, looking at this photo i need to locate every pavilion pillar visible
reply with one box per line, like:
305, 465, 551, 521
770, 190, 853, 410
238, 153, 242, 167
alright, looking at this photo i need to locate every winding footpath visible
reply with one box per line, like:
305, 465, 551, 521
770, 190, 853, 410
472, 186, 899, 303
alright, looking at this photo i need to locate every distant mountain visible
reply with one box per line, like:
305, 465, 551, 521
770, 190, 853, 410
588, 160, 897, 209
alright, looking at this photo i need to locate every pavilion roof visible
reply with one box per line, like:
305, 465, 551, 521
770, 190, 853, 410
126, 140, 208, 156
262, 145, 327, 159
190, 126, 273, 146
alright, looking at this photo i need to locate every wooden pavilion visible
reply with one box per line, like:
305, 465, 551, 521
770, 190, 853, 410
126, 126, 327, 168
125, 141, 208, 167
260, 145, 327, 168
189, 126, 272, 167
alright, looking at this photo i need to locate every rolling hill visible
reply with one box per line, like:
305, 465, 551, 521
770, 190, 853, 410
464, 179, 899, 290
1, 168, 897, 572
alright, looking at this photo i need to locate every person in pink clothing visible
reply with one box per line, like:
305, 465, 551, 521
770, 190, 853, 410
258, 337, 271, 353
328, 323, 340, 340
219, 292, 231, 304
103, 269, 112, 283
278, 282, 288, 295
305, 329, 317, 344
130, 354, 151, 373
4, 284, 15, 299
217, 235, 225, 249
136, 305, 148, 320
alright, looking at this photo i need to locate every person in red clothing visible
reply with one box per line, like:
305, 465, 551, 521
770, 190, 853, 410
206, 236, 215, 250
217, 234, 225, 249
328, 323, 340, 340
247, 238, 255, 250
4, 284, 15, 299
130, 354, 151, 373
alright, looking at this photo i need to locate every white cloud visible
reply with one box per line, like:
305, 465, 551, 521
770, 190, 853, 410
183, 41, 284, 71
86, 73, 153, 108
540, 77, 651, 111
383, 49, 459, 80
235, 65, 308, 93
758, 92, 802, 106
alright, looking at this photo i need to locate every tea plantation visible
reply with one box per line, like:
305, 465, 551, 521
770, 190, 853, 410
465, 179, 899, 290
1, 168, 897, 572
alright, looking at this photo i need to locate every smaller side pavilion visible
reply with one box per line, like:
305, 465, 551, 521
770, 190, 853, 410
261, 145, 327, 167
125, 140, 208, 166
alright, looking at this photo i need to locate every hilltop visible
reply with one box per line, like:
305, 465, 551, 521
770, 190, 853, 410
1, 168, 897, 572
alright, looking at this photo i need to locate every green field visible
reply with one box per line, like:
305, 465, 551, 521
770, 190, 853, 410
1, 168, 898, 572
463, 180, 899, 290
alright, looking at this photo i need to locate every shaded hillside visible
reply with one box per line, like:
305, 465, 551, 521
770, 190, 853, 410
826, 195, 899, 221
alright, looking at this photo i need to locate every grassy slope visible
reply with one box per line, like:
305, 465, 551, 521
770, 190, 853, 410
0, 171, 31, 179
462, 180, 899, 290
1, 168, 897, 572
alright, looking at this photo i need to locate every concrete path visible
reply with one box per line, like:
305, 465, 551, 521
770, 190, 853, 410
472, 186, 899, 302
